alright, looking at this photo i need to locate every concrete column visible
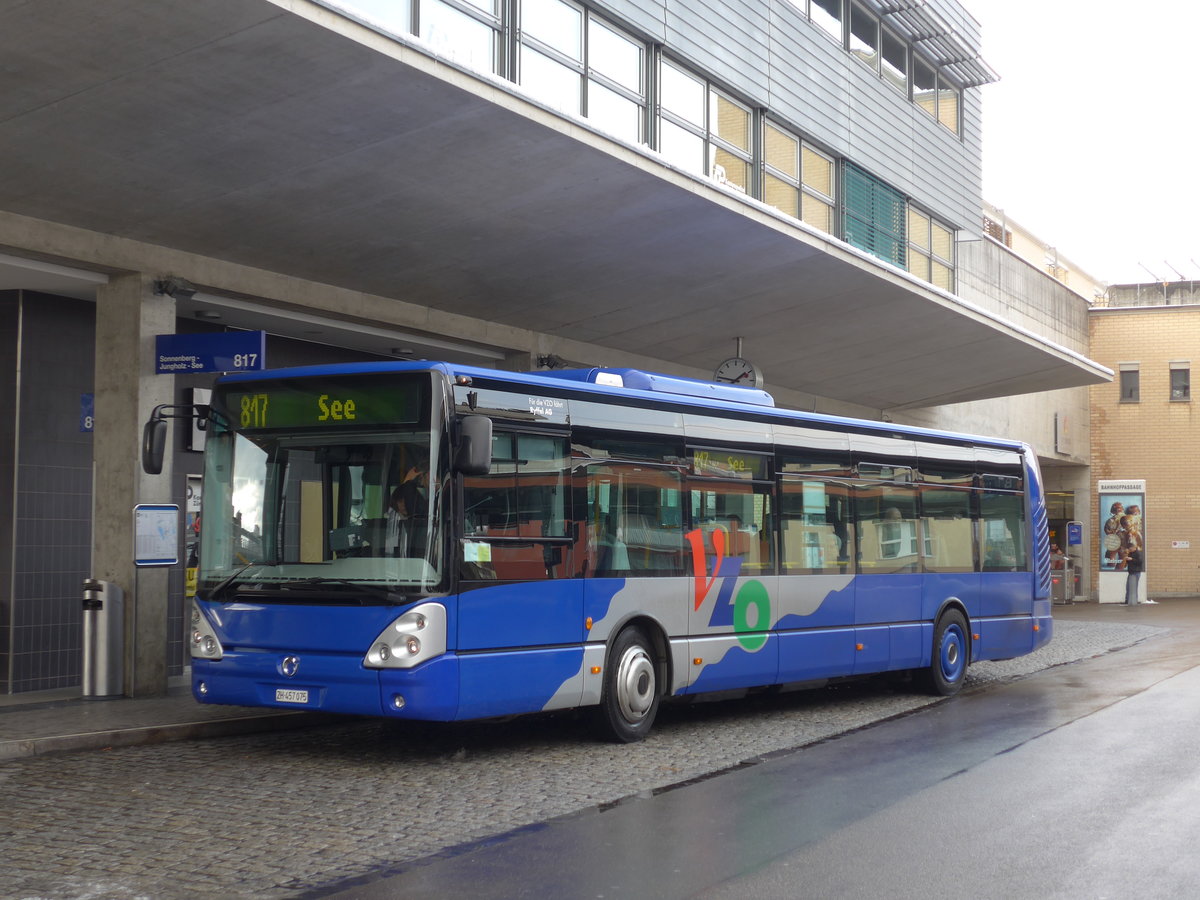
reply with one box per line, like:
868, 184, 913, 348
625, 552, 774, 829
500, 350, 538, 372
92, 273, 175, 697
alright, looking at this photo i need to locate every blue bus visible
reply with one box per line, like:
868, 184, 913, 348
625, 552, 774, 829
166, 361, 1051, 742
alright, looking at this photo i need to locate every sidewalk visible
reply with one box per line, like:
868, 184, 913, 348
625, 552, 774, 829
0, 598, 1190, 762
0, 676, 338, 761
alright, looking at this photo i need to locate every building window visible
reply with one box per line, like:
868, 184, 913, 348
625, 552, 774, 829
1171, 362, 1191, 401
517, 4, 648, 142
844, 163, 906, 268
913, 57, 936, 116
586, 17, 646, 144
519, 0, 585, 114
420, 0, 502, 74
913, 56, 960, 135
763, 121, 836, 234
880, 26, 908, 94
659, 59, 752, 194
810, 0, 844, 42
849, 2, 879, 70
983, 215, 1012, 247
335, 0, 414, 34
1119, 364, 1140, 402
659, 62, 708, 176
937, 78, 959, 132
908, 208, 954, 291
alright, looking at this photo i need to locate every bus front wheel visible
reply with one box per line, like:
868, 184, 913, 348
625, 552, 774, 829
593, 626, 660, 743
917, 609, 969, 696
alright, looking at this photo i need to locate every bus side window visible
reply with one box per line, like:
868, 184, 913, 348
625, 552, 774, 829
585, 464, 685, 577
919, 485, 973, 573
780, 478, 853, 575
980, 490, 1026, 571
855, 483, 919, 574
689, 482, 775, 574
461, 432, 571, 581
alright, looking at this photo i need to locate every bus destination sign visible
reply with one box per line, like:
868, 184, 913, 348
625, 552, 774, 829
222, 381, 420, 430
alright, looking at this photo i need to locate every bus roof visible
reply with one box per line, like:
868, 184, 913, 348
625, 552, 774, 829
215, 360, 1028, 452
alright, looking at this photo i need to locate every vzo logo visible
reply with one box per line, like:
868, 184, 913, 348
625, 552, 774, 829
686, 528, 770, 651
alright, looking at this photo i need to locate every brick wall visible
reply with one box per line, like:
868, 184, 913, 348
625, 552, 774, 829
1090, 306, 1200, 595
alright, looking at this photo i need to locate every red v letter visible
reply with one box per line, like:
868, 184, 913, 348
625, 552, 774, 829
686, 527, 724, 611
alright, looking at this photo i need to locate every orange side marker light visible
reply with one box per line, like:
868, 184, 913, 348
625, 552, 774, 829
693, 658, 703, 666
591, 666, 602, 675
585, 617, 593, 630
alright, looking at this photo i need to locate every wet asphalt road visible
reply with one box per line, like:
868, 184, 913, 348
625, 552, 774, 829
326, 604, 1200, 899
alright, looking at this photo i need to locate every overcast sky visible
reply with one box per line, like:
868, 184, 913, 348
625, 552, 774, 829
968, 1, 1199, 285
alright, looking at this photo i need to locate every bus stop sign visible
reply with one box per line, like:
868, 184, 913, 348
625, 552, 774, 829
1067, 521, 1082, 546
156, 331, 266, 374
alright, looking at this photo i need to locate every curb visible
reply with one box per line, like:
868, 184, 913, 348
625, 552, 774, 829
0, 711, 341, 761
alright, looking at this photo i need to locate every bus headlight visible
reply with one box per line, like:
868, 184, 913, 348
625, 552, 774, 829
364, 603, 447, 669
189, 601, 224, 661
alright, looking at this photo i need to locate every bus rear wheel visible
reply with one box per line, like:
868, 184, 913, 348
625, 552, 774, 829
593, 626, 660, 743
917, 609, 969, 696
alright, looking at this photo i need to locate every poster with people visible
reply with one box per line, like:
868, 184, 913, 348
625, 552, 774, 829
1098, 481, 1145, 574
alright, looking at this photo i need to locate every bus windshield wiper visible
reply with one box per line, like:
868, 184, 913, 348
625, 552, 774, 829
272, 577, 407, 604
202, 562, 267, 603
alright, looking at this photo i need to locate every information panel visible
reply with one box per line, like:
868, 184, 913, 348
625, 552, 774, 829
134, 504, 179, 567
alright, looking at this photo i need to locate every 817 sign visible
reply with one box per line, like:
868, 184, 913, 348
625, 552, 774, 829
80, 393, 94, 433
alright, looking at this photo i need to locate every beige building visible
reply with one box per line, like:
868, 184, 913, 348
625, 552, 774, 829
1090, 300, 1199, 596
983, 202, 1107, 305
982, 203, 1200, 599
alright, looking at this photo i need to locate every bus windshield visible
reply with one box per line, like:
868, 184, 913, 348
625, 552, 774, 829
198, 374, 444, 599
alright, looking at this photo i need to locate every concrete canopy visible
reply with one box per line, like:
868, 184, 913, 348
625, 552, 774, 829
0, 0, 1109, 410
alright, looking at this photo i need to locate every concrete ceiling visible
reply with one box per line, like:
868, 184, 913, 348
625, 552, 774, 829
0, 0, 1109, 410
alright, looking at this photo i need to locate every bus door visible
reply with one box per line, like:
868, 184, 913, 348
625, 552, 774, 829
457, 430, 582, 715
776, 476, 856, 680
685, 458, 778, 694
853, 480, 922, 673
581, 461, 689, 671
919, 482, 980, 659
977, 488, 1034, 658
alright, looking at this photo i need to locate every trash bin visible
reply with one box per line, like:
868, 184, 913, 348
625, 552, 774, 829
1051, 559, 1076, 605
82, 578, 125, 699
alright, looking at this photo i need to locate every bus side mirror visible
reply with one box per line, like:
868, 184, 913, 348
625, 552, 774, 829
454, 414, 492, 476
141, 402, 213, 474
142, 416, 167, 474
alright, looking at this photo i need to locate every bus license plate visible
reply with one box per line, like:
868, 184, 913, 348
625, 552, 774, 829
275, 688, 309, 704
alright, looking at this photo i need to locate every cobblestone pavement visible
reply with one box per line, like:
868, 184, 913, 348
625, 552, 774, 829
0, 619, 1164, 900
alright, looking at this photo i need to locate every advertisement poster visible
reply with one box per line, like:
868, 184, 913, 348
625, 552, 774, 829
1097, 480, 1145, 603
185, 475, 202, 599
